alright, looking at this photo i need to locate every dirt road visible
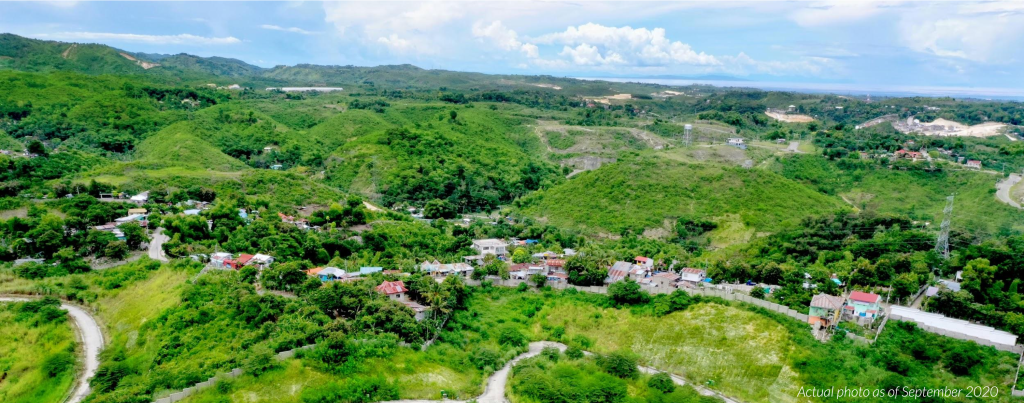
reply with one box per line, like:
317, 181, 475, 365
0, 297, 104, 403
786, 141, 801, 153
996, 174, 1022, 209
379, 341, 741, 403
149, 228, 169, 261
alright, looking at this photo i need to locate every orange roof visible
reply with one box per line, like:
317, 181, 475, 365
376, 280, 408, 295
306, 267, 324, 276
236, 254, 255, 265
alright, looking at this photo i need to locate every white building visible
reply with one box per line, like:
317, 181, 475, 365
472, 239, 508, 256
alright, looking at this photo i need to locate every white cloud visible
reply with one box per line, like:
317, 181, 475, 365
789, 1, 902, 27
898, 4, 1024, 63
376, 34, 417, 54
558, 43, 625, 66
532, 23, 719, 66
260, 24, 315, 35
471, 21, 538, 58
323, 1, 463, 54
34, 32, 241, 45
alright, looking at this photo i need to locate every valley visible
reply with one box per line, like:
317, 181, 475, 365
1, 31, 1024, 403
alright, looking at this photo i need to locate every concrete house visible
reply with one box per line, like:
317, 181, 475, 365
650, 272, 680, 288
808, 294, 845, 328
679, 268, 706, 284
966, 160, 982, 169
472, 239, 508, 257
317, 267, 346, 281
845, 291, 882, 321
376, 281, 409, 302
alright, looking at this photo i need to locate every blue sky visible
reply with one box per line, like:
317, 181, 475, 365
3, 1, 1024, 90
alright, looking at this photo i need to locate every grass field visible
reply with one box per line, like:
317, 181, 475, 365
539, 302, 800, 403
0, 302, 77, 403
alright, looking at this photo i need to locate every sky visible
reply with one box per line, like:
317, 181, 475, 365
3, 1, 1024, 91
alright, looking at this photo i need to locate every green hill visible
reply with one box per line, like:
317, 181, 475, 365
323, 103, 559, 210
517, 157, 846, 237
0, 33, 144, 75
776, 154, 1024, 236
131, 121, 248, 172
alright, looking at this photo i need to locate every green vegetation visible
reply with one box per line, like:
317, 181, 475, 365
508, 352, 712, 403
0, 298, 76, 403
518, 156, 845, 237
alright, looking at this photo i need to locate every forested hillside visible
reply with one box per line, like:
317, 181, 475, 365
518, 156, 846, 238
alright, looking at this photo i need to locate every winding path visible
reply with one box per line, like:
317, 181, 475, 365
379, 341, 739, 403
996, 174, 1022, 209
0, 297, 104, 403
149, 228, 169, 262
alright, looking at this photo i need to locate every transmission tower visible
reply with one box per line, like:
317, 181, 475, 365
935, 194, 954, 259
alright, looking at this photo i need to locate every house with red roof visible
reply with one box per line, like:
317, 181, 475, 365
845, 291, 882, 321
376, 281, 409, 302
966, 160, 982, 169
634, 256, 653, 269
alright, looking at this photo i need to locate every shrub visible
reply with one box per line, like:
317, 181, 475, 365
472, 347, 501, 370
243, 345, 279, 377
541, 346, 560, 362
648, 372, 676, 393
597, 351, 638, 379
608, 278, 649, 305
565, 346, 584, 360
497, 326, 527, 347
41, 350, 74, 377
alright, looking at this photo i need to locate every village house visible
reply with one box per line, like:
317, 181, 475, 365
472, 239, 508, 257
210, 252, 233, 269
605, 261, 632, 283
808, 294, 846, 328
251, 254, 274, 269
546, 272, 569, 282
130, 191, 149, 205
650, 272, 680, 288
509, 263, 545, 280
678, 268, 706, 284
420, 260, 474, 278
634, 256, 654, 269
845, 291, 882, 322
403, 300, 429, 321
895, 149, 923, 160
376, 281, 408, 302
544, 259, 565, 272
726, 138, 747, 149
316, 267, 346, 281
965, 160, 982, 169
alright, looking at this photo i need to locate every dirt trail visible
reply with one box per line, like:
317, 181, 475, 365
0, 297, 105, 403
61, 44, 77, 59
379, 341, 741, 403
996, 174, 1022, 209
786, 141, 801, 153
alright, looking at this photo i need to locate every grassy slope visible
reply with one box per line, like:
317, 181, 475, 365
541, 302, 800, 403
0, 302, 76, 403
777, 155, 1024, 236
518, 157, 846, 237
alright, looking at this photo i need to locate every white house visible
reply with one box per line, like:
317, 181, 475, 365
472, 239, 508, 256
130, 191, 149, 205
251, 254, 274, 268
679, 268, 706, 283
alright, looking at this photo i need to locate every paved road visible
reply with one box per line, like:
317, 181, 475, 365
379, 341, 741, 403
0, 297, 104, 403
149, 228, 169, 261
786, 141, 801, 153
996, 174, 1022, 209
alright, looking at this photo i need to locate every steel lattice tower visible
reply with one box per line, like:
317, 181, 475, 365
935, 194, 954, 259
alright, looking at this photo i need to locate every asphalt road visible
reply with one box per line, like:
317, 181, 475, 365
149, 228, 169, 262
996, 174, 1022, 209
0, 297, 104, 403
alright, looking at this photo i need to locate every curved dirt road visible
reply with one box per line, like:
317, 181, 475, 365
0, 297, 104, 403
380, 341, 739, 403
996, 174, 1022, 209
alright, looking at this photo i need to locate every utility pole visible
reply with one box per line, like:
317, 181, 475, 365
935, 194, 955, 260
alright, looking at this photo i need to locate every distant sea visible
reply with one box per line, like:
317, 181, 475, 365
580, 77, 1024, 101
